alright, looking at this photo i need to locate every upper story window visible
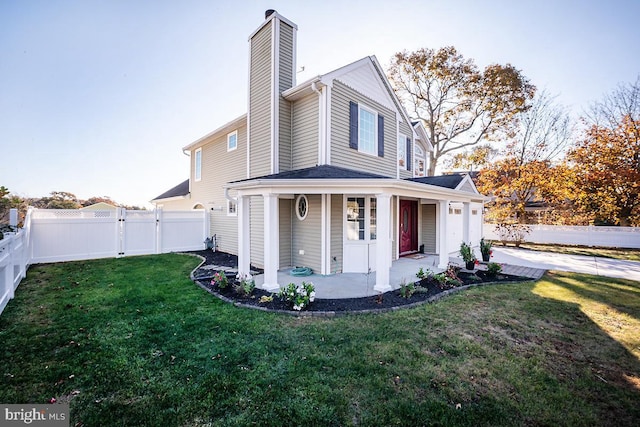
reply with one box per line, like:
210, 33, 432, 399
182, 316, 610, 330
194, 148, 202, 182
227, 131, 238, 151
349, 101, 384, 157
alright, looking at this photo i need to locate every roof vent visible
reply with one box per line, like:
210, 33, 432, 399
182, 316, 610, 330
265, 9, 276, 19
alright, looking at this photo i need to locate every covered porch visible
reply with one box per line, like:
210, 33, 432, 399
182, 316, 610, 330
253, 253, 441, 299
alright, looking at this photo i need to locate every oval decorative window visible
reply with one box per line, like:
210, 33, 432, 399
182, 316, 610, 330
296, 195, 308, 221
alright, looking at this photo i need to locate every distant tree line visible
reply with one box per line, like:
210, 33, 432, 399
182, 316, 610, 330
0, 188, 146, 226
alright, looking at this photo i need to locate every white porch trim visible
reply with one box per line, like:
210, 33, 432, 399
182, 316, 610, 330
238, 195, 251, 277
438, 200, 449, 268
374, 193, 392, 293
263, 193, 280, 290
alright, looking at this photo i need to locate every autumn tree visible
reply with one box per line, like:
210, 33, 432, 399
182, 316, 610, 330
445, 144, 498, 171
477, 92, 574, 223
568, 77, 640, 226
388, 46, 535, 175
0, 186, 28, 225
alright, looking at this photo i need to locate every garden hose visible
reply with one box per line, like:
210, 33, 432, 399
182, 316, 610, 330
290, 266, 313, 276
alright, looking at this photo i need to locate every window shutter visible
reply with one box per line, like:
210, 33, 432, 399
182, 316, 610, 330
406, 137, 412, 171
377, 115, 384, 157
349, 101, 358, 150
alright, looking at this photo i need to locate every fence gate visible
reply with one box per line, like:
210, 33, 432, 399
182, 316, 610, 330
28, 208, 207, 264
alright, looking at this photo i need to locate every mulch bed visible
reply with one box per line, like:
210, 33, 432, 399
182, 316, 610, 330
186, 250, 530, 315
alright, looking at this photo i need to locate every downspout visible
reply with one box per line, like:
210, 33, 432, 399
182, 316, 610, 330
311, 81, 323, 165
224, 187, 237, 203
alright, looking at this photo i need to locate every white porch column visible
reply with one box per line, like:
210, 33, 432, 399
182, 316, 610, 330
462, 202, 470, 244
374, 193, 392, 293
438, 200, 449, 268
237, 195, 251, 278
262, 193, 280, 291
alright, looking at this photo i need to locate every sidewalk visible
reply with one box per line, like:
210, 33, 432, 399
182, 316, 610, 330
490, 247, 640, 282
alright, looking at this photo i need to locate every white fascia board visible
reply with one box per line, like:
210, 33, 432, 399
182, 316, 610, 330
282, 76, 323, 100
182, 114, 247, 151
226, 178, 486, 201
413, 121, 434, 152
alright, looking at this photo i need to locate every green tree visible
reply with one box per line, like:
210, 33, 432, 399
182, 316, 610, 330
388, 46, 535, 175
33, 191, 81, 209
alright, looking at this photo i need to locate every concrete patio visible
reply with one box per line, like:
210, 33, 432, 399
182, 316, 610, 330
253, 254, 546, 299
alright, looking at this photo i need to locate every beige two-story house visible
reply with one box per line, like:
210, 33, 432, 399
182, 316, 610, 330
153, 10, 485, 293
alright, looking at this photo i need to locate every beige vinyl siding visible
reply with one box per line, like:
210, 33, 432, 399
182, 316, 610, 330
279, 199, 292, 268
392, 196, 398, 258
278, 23, 294, 172
330, 194, 343, 273
292, 194, 321, 273
330, 80, 396, 177
292, 93, 319, 169
249, 22, 273, 178
399, 120, 413, 179
421, 204, 437, 253
250, 197, 264, 268
188, 124, 247, 255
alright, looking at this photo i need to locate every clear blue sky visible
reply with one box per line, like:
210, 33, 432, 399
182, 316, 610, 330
1, 0, 638, 207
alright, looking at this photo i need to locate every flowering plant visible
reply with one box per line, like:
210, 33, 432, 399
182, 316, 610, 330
211, 271, 229, 289
234, 273, 255, 296
480, 238, 493, 259
278, 281, 316, 311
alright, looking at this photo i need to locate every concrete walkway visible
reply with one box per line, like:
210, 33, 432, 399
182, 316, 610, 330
491, 247, 640, 282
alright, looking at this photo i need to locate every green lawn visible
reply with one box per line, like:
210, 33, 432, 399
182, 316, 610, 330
1, 254, 639, 426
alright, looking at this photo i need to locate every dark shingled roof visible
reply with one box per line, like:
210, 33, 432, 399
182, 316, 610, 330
406, 174, 465, 189
230, 165, 390, 183
153, 179, 189, 201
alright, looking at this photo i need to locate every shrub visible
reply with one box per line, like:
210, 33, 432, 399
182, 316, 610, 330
234, 273, 255, 296
495, 223, 531, 247
399, 281, 416, 299
278, 282, 316, 311
486, 262, 503, 277
416, 267, 431, 280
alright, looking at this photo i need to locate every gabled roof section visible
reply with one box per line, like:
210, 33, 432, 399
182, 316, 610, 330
230, 165, 388, 184
151, 179, 190, 202
412, 121, 434, 152
283, 56, 414, 133
182, 114, 246, 152
407, 173, 480, 194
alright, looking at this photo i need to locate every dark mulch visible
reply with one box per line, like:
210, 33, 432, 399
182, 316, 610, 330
185, 250, 531, 315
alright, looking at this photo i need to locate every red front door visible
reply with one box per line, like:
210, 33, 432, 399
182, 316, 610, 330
400, 200, 418, 254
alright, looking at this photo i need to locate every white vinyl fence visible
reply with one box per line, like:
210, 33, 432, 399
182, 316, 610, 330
0, 207, 208, 316
483, 223, 640, 249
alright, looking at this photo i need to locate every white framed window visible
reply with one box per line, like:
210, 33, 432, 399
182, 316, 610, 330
227, 200, 237, 216
296, 195, 308, 221
472, 209, 478, 215
227, 130, 237, 151
358, 105, 377, 156
346, 196, 377, 241
194, 148, 202, 182
398, 134, 407, 169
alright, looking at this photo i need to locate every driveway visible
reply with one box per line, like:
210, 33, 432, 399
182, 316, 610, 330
491, 247, 640, 282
